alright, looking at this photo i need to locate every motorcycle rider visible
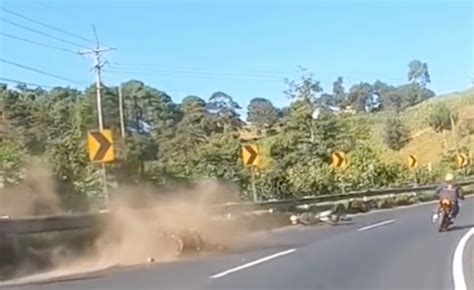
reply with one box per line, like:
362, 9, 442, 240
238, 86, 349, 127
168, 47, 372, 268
433, 173, 464, 223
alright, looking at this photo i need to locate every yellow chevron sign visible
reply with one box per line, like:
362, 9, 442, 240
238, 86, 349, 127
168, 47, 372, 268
407, 154, 418, 169
331, 151, 347, 169
87, 130, 115, 163
241, 144, 261, 168
456, 153, 470, 168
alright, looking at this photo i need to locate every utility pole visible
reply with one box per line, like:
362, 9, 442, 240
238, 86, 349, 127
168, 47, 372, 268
118, 84, 126, 139
77, 26, 116, 206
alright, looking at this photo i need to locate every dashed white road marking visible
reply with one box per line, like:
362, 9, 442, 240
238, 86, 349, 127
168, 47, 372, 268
357, 219, 396, 232
453, 228, 474, 290
210, 249, 296, 279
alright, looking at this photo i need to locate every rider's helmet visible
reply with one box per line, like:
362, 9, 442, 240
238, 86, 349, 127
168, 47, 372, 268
445, 173, 455, 183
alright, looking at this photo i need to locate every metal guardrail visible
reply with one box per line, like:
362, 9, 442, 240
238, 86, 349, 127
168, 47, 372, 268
219, 179, 474, 212
0, 213, 106, 235
1, 179, 474, 235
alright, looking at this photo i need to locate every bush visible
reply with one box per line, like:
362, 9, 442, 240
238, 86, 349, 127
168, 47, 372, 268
0, 140, 26, 185
384, 117, 409, 151
428, 103, 458, 133
286, 160, 337, 196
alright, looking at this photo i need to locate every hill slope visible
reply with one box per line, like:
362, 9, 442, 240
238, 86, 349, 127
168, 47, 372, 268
367, 89, 474, 166
240, 88, 474, 168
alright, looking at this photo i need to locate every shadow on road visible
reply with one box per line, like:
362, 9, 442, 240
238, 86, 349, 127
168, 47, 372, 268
449, 224, 474, 232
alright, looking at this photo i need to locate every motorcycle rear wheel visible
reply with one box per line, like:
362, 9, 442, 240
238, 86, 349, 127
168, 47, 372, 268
438, 212, 449, 232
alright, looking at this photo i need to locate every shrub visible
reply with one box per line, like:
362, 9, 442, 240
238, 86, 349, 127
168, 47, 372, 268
384, 117, 409, 151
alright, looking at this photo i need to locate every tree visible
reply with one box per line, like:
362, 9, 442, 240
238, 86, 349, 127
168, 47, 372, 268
408, 60, 431, 87
332, 77, 346, 106
428, 103, 458, 148
284, 67, 323, 105
384, 117, 409, 151
372, 80, 396, 110
174, 95, 213, 148
0, 139, 26, 185
207, 91, 242, 133
120, 80, 178, 137
272, 99, 350, 168
382, 90, 404, 112
2, 86, 49, 155
396, 83, 435, 109
247, 98, 279, 127
348, 82, 373, 112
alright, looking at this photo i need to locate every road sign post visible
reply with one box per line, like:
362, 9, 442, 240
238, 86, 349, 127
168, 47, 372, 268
241, 144, 261, 202
87, 129, 115, 204
407, 154, 418, 185
250, 167, 258, 202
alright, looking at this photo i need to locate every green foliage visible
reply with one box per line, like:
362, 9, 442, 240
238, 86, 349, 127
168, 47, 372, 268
286, 159, 336, 197
384, 117, 409, 151
332, 77, 346, 105
408, 59, 431, 87
413, 166, 438, 184
247, 98, 279, 128
253, 167, 291, 200
0, 139, 26, 185
348, 82, 373, 112
396, 83, 435, 109
428, 103, 458, 133
284, 67, 323, 105
207, 92, 242, 133
0, 62, 465, 212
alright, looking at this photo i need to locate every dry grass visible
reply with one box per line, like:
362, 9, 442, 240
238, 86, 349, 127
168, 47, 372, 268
240, 89, 474, 167
368, 89, 474, 165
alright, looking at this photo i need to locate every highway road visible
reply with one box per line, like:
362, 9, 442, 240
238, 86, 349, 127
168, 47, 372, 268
2, 198, 473, 290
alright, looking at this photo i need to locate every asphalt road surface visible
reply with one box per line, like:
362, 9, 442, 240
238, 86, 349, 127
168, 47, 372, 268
2, 198, 473, 290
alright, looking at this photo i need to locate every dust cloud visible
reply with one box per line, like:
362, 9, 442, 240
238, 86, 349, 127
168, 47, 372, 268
88, 179, 248, 266
0, 158, 61, 217
3, 178, 259, 283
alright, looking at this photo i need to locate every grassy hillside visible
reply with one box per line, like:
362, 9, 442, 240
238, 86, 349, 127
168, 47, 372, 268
240, 88, 474, 168
366, 89, 474, 166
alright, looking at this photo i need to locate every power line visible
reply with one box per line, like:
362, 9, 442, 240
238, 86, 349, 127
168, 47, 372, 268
105, 68, 286, 81
0, 77, 53, 89
111, 62, 294, 77
0, 58, 85, 86
103, 68, 285, 83
0, 32, 76, 54
108, 66, 289, 79
0, 17, 88, 49
1, 7, 98, 46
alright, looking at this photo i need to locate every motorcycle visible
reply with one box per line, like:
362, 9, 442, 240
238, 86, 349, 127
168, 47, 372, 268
160, 230, 227, 256
435, 198, 453, 232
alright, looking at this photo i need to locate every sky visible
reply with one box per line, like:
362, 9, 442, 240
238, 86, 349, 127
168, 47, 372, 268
0, 0, 472, 111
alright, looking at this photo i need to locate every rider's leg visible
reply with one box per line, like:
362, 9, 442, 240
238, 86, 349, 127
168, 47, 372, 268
452, 201, 459, 219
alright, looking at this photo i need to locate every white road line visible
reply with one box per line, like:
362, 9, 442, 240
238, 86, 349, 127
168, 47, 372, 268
357, 219, 396, 232
210, 249, 296, 279
453, 228, 474, 290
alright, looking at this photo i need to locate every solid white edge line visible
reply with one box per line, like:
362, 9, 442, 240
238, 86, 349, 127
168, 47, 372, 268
357, 219, 396, 232
453, 228, 474, 290
210, 248, 296, 279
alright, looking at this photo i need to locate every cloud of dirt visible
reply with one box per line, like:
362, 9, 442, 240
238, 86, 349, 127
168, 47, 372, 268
7, 179, 259, 284
0, 158, 61, 217
88, 179, 250, 264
